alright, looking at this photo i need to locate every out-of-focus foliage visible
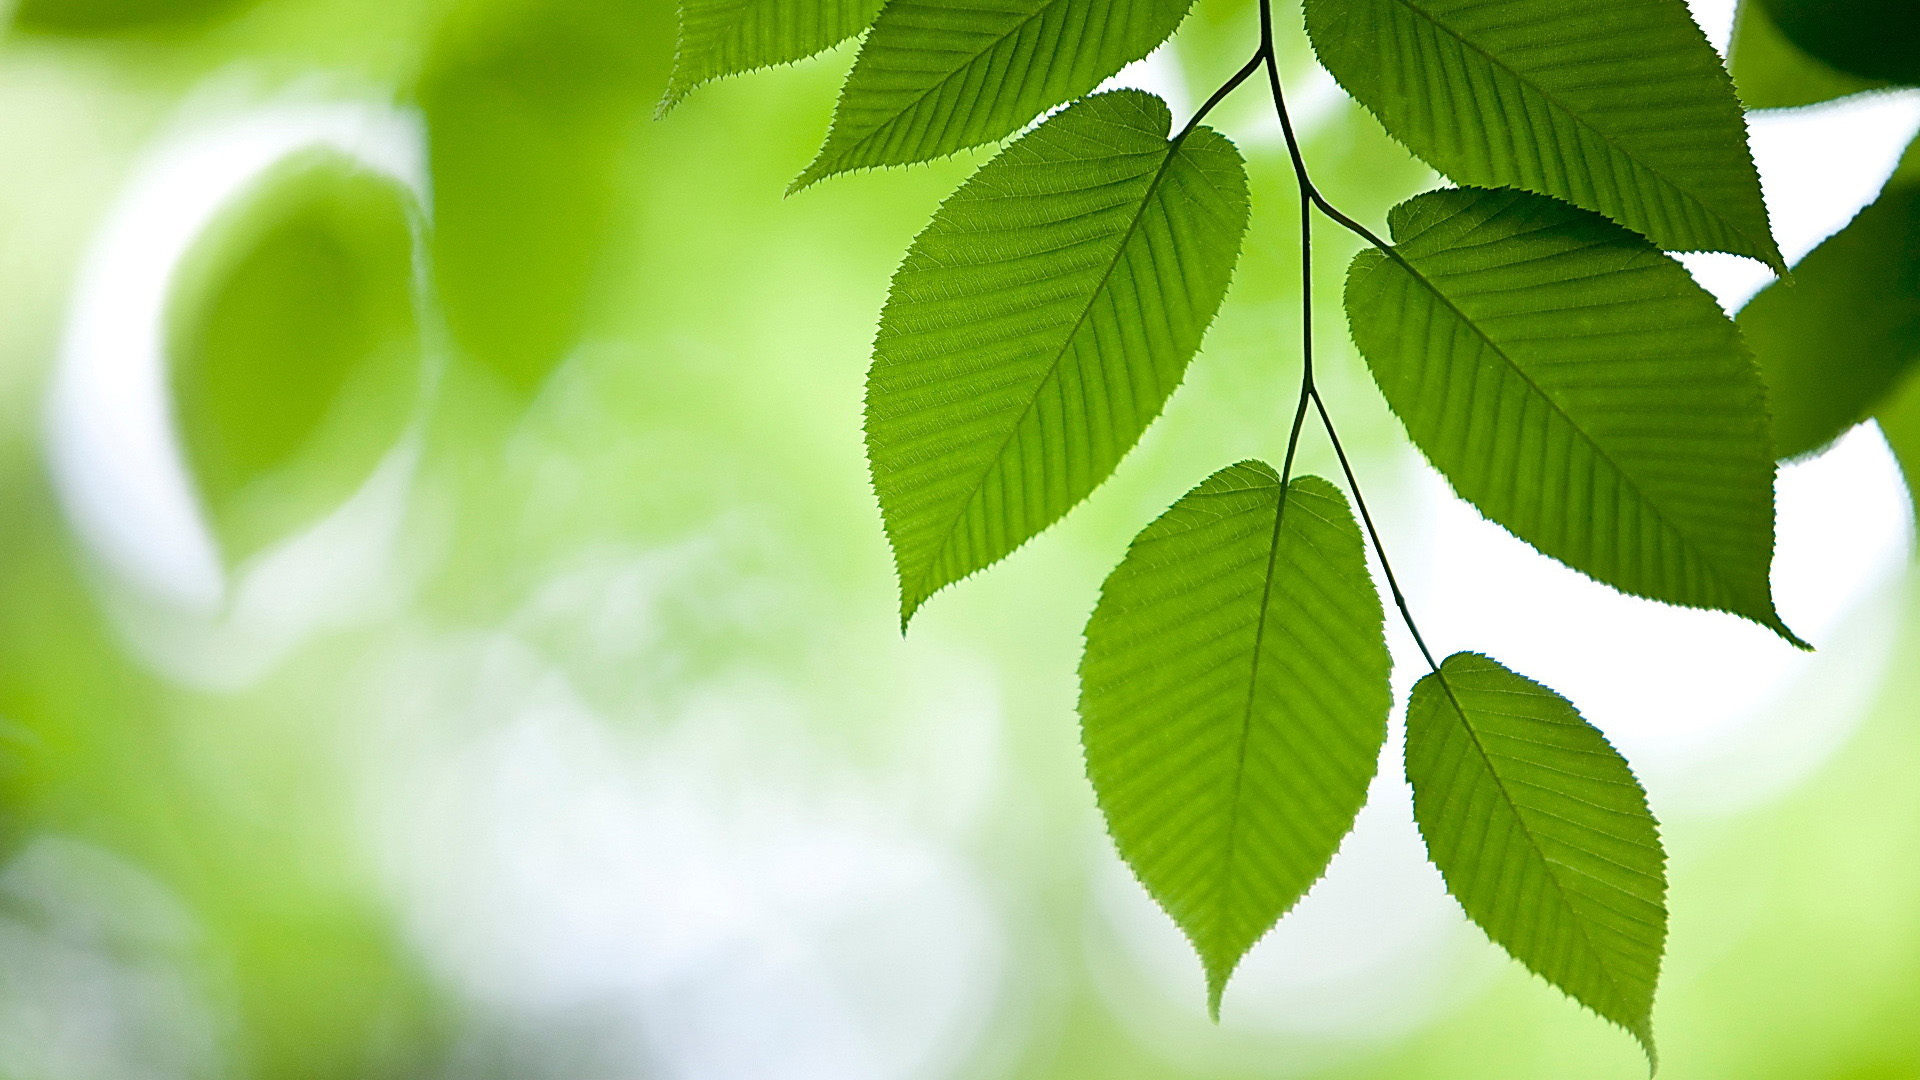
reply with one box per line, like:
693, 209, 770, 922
1759, 0, 1920, 86
11, 0, 259, 35
169, 150, 422, 564
1879, 370, 1920, 528
1728, 0, 1892, 108
418, 0, 666, 397
1742, 139, 1920, 460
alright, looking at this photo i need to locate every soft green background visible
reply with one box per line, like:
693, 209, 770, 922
0, 0, 1913, 1077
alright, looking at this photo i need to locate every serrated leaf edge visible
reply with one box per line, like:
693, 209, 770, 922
1348, 193, 1805, 648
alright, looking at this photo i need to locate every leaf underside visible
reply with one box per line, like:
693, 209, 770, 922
1081, 465, 1391, 1016
660, 0, 885, 114
1407, 652, 1666, 1065
1303, 0, 1781, 268
867, 89, 1250, 625
1345, 186, 1800, 645
1742, 177, 1920, 459
794, 0, 1194, 190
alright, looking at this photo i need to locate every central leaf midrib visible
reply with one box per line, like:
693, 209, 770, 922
906, 135, 1192, 604
1435, 671, 1640, 1021
1212, 472, 1294, 975
1379, 0, 1767, 257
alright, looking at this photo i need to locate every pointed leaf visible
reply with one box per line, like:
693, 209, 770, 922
1081, 465, 1392, 1015
168, 151, 422, 565
1406, 652, 1666, 1063
1730, 0, 1890, 109
793, 0, 1194, 190
659, 0, 885, 114
1345, 187, 1801, 645
1304, 0, 1781, 267
1743, 154, 1920, 458
1758, 0, 1920, 85
868, 90, 1250, 623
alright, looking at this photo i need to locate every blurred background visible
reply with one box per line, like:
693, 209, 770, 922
0, 0, 1915, 1076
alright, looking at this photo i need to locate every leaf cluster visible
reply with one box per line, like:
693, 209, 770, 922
657, 0, 1912, 1066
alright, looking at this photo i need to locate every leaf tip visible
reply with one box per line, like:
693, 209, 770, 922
652, 83, 686, 120
787, 152, 837, 196
1201, 945, 1254, 1024
1204, 964, 1229, 1023
1761, 610, 1813, 651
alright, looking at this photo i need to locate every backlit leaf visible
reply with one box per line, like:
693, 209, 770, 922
1345, 187, 1801, 645
1729, 0, 1890, 109
168, 151, 422, 565
1741, 150, 1920, 459
867, 89, 1250, 624
1082, 465, 1391, 1015
1303, 0, 1781, 268
1407, 652, 1666, 1064
659, 0, 885, 114
793, 0, 1194, 190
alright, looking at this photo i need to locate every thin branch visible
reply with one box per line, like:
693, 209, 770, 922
1250, 0, 1444, 676
1257, 32, 1419, 275
1178, 47, 1270, 141
1310, 388, 1441, 673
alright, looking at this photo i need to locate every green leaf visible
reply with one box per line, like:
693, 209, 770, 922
793, 0, 1195, 191
1875, 368, 1920, 532
1741, 157, 1920, 459
659, 0, 885, 114
1081, 465, 1391, 1016
867, 89, 1249, 624
1729, 0, 1891, 109
419, 0, 665, 397
1345, 187, 1802, 645
1758, 0, 1920, 86
1406, 652, 1666, 1064
168, 151, 422, 566
1303, 0, 1782, 268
